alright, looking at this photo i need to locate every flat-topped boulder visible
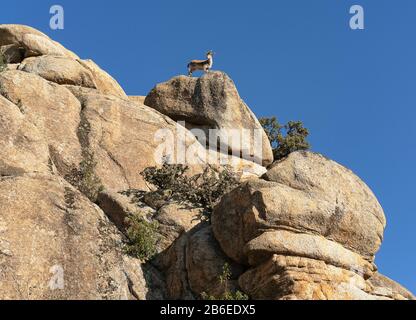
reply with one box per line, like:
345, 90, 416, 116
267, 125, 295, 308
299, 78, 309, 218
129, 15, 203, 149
144, 71, 273, 167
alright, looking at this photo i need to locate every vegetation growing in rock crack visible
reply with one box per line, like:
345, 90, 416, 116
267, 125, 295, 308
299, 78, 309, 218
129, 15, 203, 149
260, 116, 311, 160
124, 214, 159, 261
64, 187, 77, 210
0, 52, 7, 72
65, 151, 104, 202
201, 263, 249, 300
122, 163, 239, 219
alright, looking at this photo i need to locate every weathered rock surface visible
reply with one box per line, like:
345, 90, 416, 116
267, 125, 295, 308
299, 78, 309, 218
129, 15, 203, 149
0, 173, 162, 300
0, 95, 49, 176
77, 59, 127, 99
212, 151, 413, 300
212, 151, 386, 264
0, 25, 413, 301
239, 255, 377, 300
367, 272, 415, 300
18, 55, 96, 88
144, 71, 273, 166
0, 70, 83, 173
0, 44, 24, 64
239, 255, 414, 300
129, 95, 147, 106
186, 226, 244, 297
245, 230, 375, 276
0, 24, 267, 186
0, 73, 264, 192
66, 86, 222, 191
262, 151, 386, 260
152, 223, 244, 299
0, 24, 78, 60
96, 190, 152, 233
0, 24, 127, 99
155, 203, 203, 251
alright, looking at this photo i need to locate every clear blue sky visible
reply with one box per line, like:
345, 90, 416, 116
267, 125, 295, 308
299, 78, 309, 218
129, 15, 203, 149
1, 0, 415, 294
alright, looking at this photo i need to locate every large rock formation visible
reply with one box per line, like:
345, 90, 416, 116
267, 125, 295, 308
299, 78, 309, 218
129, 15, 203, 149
212, 151, 413, 300
0, 173, 163, 300
0, 25, 127, 99
0, 25, 413, 300
0, 25, 78, 60
144, 72, 274, 167
0, 71, 264, 192
0, 24, 266, 300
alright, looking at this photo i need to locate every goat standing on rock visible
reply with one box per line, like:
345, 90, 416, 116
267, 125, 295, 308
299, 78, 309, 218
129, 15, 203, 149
187, 50, 214, 77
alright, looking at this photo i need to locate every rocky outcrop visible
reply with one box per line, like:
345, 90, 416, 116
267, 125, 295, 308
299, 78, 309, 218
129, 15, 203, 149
186, 226, 244, 297
238, 255, 414, 300
239, 255, 376, 300
0, 72, 262, 192
0, 25, 78, 60
18, 55, 97, 88
77, 59, 127, 99
0, 24, 413, 300
0, 44, 24, 64
368, 272, 415, 300
96, 190, 149, 233
0, 24, 269, 300
0, 173, 163, 300
212, 151, 412, 300
0, 25, 126, 99
0, 70, 83, 175
144, 72, 274, 167
0, 94, 50, 175
129, 96, 147, 106
262, 151, 385, 260
0, 24, 267, 189
64, 86, 203, 191
154, 203, 203, 251
152, 224, 243, 300
212, 151, 385, 265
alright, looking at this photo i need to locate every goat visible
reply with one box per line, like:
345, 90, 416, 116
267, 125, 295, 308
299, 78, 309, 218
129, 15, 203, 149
187, 50, 214, 77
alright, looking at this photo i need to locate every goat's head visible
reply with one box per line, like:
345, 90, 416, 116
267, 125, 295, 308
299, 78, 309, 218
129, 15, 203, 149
206, 50, 214, 57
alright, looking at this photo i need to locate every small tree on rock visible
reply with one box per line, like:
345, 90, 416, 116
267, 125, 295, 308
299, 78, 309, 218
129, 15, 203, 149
260, 117, 311, 160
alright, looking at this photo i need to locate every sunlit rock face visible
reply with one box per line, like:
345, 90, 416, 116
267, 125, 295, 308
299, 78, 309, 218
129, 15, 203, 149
212, 151, 413, 300
144, 71, 274, 167
0, 24, 413, 300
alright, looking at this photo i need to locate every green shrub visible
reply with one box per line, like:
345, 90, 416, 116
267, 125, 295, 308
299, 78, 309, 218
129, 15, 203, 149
260, 117, 310, 160
124, 163, 239, 219
65, 151, 104, 202
201, 263, 249, 300
124, 214, 159, 261
64, 187, 77, 210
